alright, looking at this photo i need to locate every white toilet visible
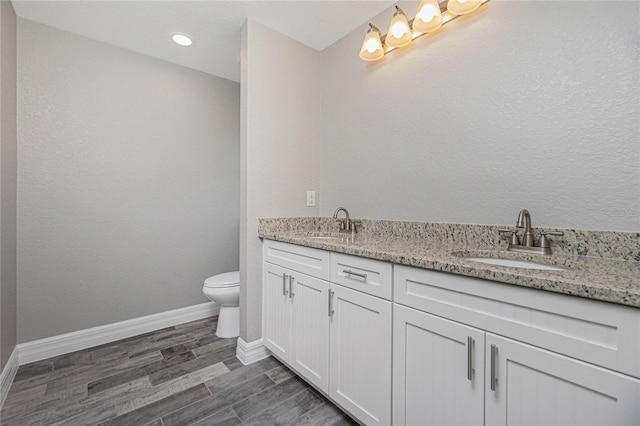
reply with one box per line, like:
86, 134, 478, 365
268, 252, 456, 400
202, 271, 240, 338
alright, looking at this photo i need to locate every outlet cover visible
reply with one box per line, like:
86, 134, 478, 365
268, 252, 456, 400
306, 191, 316, 207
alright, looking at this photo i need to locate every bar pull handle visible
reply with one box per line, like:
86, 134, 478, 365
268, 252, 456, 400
282, 273, 288, 296
490, 344, 498, 391
467, 336, 475, 381
343, 269, 367, 280
328, 290, 334, 317
289, 275, 295, 299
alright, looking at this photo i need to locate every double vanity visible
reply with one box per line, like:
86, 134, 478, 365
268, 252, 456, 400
259, 214, 640, 425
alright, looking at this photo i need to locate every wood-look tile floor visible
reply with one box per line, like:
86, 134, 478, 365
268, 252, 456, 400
1, 317, 357, 426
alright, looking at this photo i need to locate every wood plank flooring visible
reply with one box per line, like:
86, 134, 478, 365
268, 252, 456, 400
1, 317, 356, 425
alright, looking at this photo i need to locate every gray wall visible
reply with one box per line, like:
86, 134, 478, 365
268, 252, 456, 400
320, 1, 639, 232
17, 19, 240, 343
240, 19, 320, 342
0, 0, 17, 368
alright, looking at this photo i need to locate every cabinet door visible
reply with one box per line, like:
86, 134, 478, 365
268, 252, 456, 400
393, 304, 485, 426
329, 284, 392, 426
262, 263, 291, 362
485, 333, 640, 426
291, 273, 330, 393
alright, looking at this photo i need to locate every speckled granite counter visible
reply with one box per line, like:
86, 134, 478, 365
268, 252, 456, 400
258, 218, 640, 308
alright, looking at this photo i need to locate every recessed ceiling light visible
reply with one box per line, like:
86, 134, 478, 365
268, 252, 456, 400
172, 33, 193, 46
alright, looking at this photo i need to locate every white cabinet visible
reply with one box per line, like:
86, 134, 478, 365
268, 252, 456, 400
263, 242, 392, 426
394, 265, 640, 426
263, 263, 292, 361
485, 333, 640, 426
264, 241, 640, 426
394, 302, 640, 426
330, 283, 392, 426
290, 271, 330, 392
393, 304, 484, 426
263, 243, 330, 393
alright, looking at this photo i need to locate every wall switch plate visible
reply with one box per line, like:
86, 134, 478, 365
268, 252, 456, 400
306, 191, 316, 207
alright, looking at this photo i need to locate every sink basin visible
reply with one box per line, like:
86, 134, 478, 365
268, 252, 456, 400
465, 257, 565, 271
302, 232, 350, 242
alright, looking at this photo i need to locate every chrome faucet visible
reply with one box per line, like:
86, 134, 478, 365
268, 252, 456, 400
498, 209, 564, 255
333, 207, 361, 234
516, 209, 534, 247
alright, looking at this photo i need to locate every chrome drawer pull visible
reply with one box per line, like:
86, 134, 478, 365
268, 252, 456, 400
289, 275, 295, 299
343, 269, 367, 280
467, 336, 475, 381
282, 273, 288, 296
490, 344, 498, 391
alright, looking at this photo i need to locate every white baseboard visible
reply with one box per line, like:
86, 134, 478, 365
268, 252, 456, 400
0, 347, 19, 412
236, 337, 270, 365
17, 302, 219, 365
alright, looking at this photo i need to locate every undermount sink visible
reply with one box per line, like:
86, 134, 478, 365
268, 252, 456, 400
302, 232, 349, 242
464, 257, 565, 271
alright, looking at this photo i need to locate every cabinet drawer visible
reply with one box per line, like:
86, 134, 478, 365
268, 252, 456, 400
330, 253, 392, 300
263, 240, 330, 280
394, 265, 640, 378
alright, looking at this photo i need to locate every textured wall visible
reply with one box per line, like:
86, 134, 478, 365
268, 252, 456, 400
0, 0, 17, 368
240, 19, 320, 342
320, 1, 639, 232
17, 20, 240, 342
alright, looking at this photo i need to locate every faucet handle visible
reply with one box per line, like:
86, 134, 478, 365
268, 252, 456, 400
539, 231, 564, 249
498, 229, 520, 246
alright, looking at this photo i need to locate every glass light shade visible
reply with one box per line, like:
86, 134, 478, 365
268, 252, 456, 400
385, 7, 412, 48
359, 25, 384, 61
413, 0, 443, 33
447, 0, 482, 15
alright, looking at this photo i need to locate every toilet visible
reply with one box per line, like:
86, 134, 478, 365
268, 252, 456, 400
202, 271, 240, 338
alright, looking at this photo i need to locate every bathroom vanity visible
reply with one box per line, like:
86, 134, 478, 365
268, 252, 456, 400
260, 218, 640, 426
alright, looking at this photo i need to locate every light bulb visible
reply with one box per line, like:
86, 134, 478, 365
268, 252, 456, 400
364, 38, 380, 53
391, 22, 409, 39
417, 3, 438, 22
413, 0, 443, 33
385, 6, 412, 48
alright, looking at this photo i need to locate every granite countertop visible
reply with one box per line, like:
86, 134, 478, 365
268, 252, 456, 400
259, 227, 640, 309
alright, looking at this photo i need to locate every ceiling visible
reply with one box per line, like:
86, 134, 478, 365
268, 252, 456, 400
11, 0, 396, 82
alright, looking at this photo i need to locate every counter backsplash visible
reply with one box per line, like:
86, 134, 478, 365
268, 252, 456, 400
258, 217, 640, 262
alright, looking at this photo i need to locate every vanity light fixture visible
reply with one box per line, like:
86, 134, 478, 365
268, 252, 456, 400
172, 33, 193, 46
359, 0, 489, 62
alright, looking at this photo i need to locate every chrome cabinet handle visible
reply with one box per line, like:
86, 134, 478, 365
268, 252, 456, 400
282, 273, 288, 296
343, 269, 367, 280
490, 344, 498, 391
289, 275, 295, 299
328, 290, 334, 317
467, 336, 475, 381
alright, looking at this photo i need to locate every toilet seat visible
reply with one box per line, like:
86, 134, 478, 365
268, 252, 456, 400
204, 271, 240, 288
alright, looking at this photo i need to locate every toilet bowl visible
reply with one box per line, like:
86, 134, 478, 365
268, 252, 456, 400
202, 271, 240, 338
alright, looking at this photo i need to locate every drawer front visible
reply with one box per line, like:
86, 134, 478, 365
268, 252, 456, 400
330, 253, 392, 300
263, 240, 330, 280
394, 265, 640, 378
